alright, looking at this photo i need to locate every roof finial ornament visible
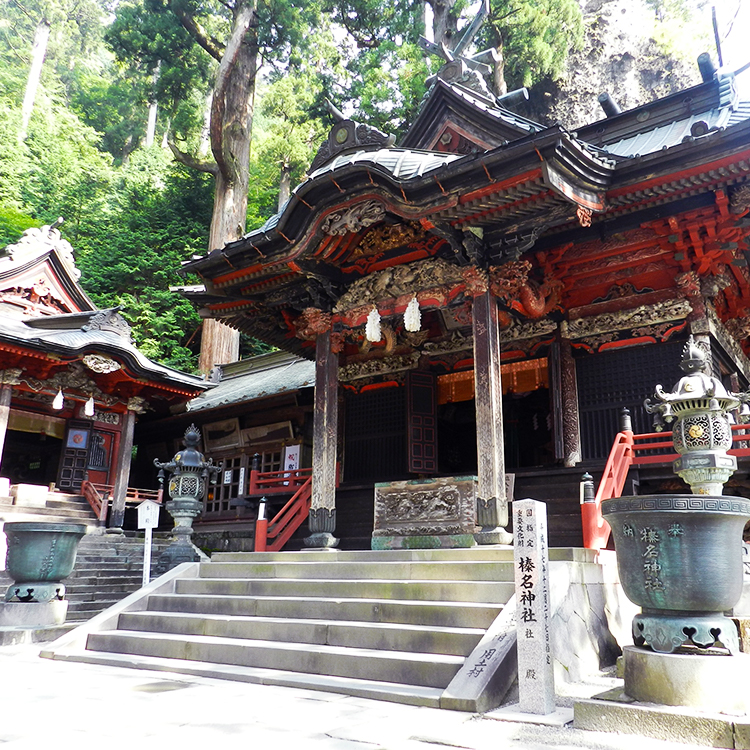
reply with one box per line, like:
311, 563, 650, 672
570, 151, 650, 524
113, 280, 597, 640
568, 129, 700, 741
325, 98, 346, 124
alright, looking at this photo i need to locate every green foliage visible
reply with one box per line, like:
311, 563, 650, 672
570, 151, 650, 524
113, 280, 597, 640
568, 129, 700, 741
345, 41, 430, 136
74, 147, 213, 370
0, 206, 39, 248
481, 0, 584, 88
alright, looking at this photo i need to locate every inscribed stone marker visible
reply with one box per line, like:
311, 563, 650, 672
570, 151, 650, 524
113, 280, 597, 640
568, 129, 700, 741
514, 498, 555, 715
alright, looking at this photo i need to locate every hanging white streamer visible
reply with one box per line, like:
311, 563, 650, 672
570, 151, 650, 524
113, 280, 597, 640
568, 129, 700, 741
52, 389, 64, 410
84, 395, 95, 417
404, 296, 421, 332
365, 306, 382, 342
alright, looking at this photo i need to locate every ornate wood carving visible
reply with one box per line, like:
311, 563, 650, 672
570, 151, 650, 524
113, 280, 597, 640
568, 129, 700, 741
334, 257, 464, 312
729, 183, 750, 214
82, 309, 132, 341
558, 332, 582, 467
339, 352, 420, 382
82, 355, 121, 374
320, 200, 385, 236
490, 261, 563, 319
351, 221, 423, 259
567, 298, 692, 339
294, 307, 332, 341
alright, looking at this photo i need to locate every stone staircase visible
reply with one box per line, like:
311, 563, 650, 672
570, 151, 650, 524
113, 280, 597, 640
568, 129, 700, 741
0, 532, 173, 624
0, 490, 98, 526
41, 547, 604, 708
63, 534, 173, 622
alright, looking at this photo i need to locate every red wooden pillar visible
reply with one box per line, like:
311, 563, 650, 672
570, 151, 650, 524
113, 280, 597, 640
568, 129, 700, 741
305, 329, 339, 548
472, 290, 512, 544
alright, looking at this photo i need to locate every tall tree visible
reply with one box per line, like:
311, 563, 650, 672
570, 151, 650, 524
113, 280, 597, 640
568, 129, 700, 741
114, 0, 321, 372
2, 0, 106, 141
480, 0, 583, 96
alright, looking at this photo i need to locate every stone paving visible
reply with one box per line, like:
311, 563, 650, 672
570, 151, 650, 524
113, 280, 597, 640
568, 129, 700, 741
0, 643, 724, 750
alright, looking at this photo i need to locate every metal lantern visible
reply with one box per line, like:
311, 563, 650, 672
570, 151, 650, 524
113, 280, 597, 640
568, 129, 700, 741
645, 336, 740, 495
603, 336, 750, 654
154, 424, 219, 573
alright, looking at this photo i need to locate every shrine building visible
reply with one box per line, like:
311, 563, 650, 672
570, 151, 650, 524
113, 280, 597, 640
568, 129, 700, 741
0, 224, 206, 527
170, 53, 750, 551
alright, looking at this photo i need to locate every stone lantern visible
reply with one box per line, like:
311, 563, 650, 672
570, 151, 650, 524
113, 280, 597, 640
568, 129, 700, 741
154, 424, 219, 573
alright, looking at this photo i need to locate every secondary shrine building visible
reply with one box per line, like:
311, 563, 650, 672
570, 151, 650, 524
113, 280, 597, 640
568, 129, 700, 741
173, 57, 750, 550
0, 225, 206, 526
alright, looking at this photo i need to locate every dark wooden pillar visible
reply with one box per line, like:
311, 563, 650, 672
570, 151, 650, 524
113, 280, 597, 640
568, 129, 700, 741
559, 324, 582, 467
109, 408, 136, 530
306, 329, 339, 548
472, 290, 512, 544
0, 382, 12, 471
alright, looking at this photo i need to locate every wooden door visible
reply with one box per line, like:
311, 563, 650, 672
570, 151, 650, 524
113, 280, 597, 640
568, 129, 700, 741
407, 371, 438, 474
57, 420, 93, 492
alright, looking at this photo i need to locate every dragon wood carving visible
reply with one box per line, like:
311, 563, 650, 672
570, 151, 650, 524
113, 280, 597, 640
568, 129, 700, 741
490, 261, 563, 319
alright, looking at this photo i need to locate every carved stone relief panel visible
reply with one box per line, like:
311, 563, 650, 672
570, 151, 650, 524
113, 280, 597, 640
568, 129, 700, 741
372, 476, 478, 540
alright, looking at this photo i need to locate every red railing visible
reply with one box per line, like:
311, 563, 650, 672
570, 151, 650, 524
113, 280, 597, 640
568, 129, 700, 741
255, 475, 313, 552
583, 422, 750, 551
80, 481, 162, 524
248, 466, 312, 496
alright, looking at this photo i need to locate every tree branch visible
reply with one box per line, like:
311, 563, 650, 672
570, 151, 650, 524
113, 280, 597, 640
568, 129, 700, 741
170, 2, 225, 62
210, 0, 258, 182
168, 141, 219, 175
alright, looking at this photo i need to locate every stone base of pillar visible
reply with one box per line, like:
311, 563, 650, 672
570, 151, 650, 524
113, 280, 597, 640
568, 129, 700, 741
155, 541, 205, 576
303, 532, 339, 549
474, 527, 513, 545
306, 507, 338, 548
0, 600, 68, 627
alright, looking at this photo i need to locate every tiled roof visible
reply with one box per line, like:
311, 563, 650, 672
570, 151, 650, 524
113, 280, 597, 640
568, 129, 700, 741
0, 312, 205, 390
602, 102, 748, 158
187, 352, 314, 411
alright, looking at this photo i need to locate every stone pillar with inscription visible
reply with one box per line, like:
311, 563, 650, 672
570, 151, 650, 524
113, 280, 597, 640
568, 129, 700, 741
305, 329, 339, 548
108, 398, 145, 531
559, 322, 582, 467
472, 289, 512, 544
514, 498, 555, 715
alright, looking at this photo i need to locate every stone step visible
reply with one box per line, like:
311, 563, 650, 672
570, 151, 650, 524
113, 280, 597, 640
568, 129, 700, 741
145, 593, 502, 629
45, 650, 445, 708
199, 560, 514, 582
211, 548, 596, 564
67, 599, 126, 613
85, 630, 465, 689
118, 611, 485, 657
64, 583, 143, 596
176, 576, 514, 604
0, 506, 96, 522
63, 572, 143, 592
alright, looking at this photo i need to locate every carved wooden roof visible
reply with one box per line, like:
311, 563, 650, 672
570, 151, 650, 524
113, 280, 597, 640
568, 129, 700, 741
182, 69, 750, 360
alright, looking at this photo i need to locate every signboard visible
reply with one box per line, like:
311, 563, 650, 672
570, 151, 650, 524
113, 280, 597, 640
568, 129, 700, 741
137, 499, 160, 529
137, 499, 160, 588
514, 498, 555, 715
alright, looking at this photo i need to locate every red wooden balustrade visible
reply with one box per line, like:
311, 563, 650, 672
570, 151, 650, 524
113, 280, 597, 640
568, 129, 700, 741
583, 423, 750, 551
254, 474, 313, 552
81, 480, 162, 524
